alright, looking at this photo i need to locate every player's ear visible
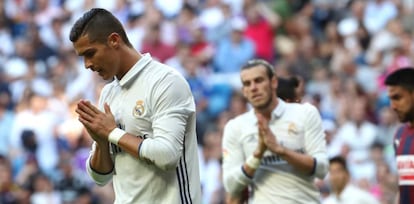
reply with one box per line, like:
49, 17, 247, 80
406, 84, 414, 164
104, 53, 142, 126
271, 75, 278, 90
107, 32, 120, 48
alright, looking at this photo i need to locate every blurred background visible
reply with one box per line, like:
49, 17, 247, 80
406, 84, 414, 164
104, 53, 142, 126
0, 0, 410, 203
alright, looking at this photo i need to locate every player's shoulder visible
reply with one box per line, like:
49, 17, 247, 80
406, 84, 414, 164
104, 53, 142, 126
147, 60, 188, 84
226, 110, 255, 127
285, 101, 318, 113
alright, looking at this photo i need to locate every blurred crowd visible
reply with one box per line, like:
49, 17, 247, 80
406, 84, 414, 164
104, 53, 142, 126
0, 0, 412, 203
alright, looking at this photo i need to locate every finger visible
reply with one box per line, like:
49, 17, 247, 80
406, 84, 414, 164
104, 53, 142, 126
75, 107, 95, 123
78, 117, 92, 129
78, 112, 95, 123
77, 101, 98, 116
85, 100, 101, 114
104, 103, 112, 115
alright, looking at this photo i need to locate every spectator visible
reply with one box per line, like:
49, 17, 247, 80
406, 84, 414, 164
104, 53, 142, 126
213, 16, 255, 73
323, 156, 380, 204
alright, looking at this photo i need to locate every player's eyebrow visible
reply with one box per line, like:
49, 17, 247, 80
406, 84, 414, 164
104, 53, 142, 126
77, 48, 94, 56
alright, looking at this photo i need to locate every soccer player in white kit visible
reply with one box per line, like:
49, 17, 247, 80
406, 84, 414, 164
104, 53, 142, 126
70, 8, 201, 204
222, 59, 328, 203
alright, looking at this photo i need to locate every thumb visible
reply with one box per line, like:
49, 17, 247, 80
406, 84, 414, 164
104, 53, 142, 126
104, 103, 112, 114
255, 112, 263, 122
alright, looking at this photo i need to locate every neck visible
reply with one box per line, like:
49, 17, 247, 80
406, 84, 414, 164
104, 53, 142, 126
335, 184, 346, 197
256, 97, 279, 119
117, 46, 141, 80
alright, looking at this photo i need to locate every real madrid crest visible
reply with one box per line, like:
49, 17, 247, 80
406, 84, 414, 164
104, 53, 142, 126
287, 122, 298, 136
133, 100, 145, 117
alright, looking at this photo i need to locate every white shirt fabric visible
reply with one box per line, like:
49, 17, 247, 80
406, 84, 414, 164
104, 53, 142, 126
363, 0, 397, 34
10, 109, 59, 174
335, 121, 378, 181
222, 99, 328, 203
86, 54, 201, 204
323, 184, 380, 204
198, 146, 221, 204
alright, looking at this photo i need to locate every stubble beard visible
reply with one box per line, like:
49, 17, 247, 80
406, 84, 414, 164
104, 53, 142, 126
253, 89, 274, 111
400, 106, 414, 124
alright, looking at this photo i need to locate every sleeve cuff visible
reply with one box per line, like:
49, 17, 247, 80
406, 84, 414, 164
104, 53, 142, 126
138, 139, 144, 158
310, 157, 317, 176
86, 157, 113, 186
241, 166, 253, 179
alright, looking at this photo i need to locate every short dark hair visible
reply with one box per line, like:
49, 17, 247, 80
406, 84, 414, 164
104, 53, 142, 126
329, 156, 348, 172
241, 59, 275, 79
384, 67, 414, 91
277, 76, 299, 101
69, 8, 132, 47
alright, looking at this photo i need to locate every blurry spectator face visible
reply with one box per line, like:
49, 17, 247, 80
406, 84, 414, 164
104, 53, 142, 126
241, 65, 277, 109
203, 131, 222, 160
379, 107, 397, 125
0, 161, 12, 187
245, 6, 260, 23
350, 98, 367, 124
29, 94, 47, 113
387, 86, 414, 123
191, 27, 205, 42
183, 58, 199, 76
351, 1, 365, 19
176, 43, 190, 59
376, 162, 390, 182
144, 7, 163, 25
231, 30, 244, 43
144, 24, 161, 43
33, 174, 53, 192
329, 162, 349, 192
230, 17, 247, 43
0, 91, 10, 109
229, 92, 247, 116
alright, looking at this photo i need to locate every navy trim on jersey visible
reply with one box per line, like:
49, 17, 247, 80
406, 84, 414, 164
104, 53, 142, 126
182, 141, 193, 204
241, 166, 252, 179
309, 158, 317, 175
176, 166, 186, 204
401, 186, 411, 204
394, 126, 405, 153
176, 131, 192, 204
176, 159, 192, 204
402, 129, 413, 154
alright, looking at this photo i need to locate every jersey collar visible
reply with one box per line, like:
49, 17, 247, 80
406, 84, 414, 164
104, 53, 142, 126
271, 98, 286, 119
116, 53, 152, 87
251, 98, 286, 124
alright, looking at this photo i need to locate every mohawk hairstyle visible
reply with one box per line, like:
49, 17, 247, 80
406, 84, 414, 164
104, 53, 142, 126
69, 8, 132, 47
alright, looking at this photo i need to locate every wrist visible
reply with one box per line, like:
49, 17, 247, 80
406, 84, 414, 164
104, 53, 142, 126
245, 155, 261, 170
108, 128, 126, 145
253, 149, 265, 158
274, 145, 286, 156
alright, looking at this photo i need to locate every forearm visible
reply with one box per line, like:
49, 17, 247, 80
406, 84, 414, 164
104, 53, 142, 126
117, 132, 144, 159
277, 147, 315, 174
109, 125, 181, 171
90, 141, 113, 174
242, 149, 265, 177
87, 142, 114, 186
223, 151, 263, 196
226, 193, 245, 204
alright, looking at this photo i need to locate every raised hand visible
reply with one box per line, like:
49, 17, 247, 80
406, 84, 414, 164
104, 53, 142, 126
256, 112, 284, 155
76, 100, 117, 143
254, 112, 267, 157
